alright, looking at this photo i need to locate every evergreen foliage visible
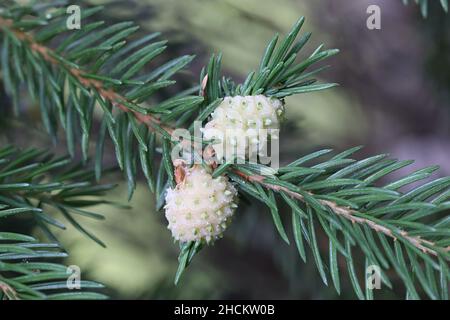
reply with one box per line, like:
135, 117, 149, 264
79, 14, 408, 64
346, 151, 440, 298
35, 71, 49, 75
0, 1, 448, 300
0, 146, 113, 299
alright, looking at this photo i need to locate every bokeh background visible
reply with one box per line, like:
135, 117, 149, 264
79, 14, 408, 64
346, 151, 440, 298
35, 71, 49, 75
1, 0, 450, 299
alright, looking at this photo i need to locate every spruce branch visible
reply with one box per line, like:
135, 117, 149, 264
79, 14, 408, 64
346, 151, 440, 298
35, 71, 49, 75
0, 146, 114, 300
0, 15, 167, 132
0, 2, 202, 199
233, 169, 447, 258
0, 232, 107, 300
0, 145, 118, 246
1, 2, 449, 299
165, 33, 449, 297
225, 150, 450, 299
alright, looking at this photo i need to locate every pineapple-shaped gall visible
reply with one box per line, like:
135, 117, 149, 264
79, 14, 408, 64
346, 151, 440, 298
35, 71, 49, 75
164, 164, 238, 243
201, 95, 284, 159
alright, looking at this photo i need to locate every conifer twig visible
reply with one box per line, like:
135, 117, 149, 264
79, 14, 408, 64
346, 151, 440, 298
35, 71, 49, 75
0, 16, 169, 132
233, 170, 447, 257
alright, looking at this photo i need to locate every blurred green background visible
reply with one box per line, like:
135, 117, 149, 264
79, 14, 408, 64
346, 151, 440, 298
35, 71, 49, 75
2, 0, 450, 299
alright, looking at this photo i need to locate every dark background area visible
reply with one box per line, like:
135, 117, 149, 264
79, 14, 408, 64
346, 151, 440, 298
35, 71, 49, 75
1, 0, 449, 299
